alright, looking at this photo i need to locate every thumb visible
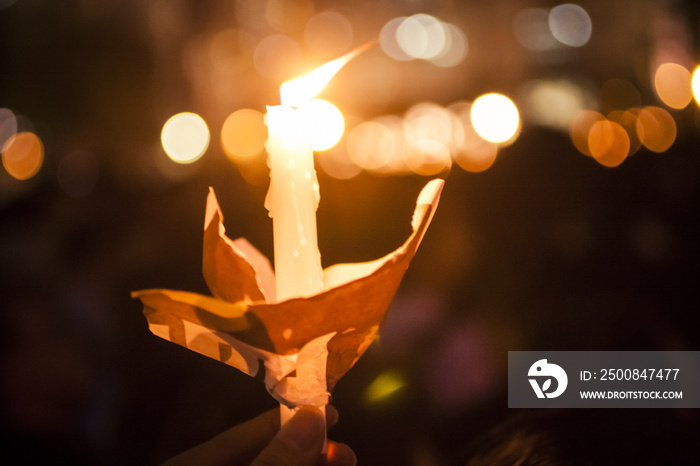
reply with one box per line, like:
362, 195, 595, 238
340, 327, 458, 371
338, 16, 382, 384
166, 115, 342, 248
251, 406, 326, 466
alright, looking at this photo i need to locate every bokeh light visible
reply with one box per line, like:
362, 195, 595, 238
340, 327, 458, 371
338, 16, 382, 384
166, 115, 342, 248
654, 63, 693, 109
379, 17, 413, 61
404, 102, 453, 150
693, 65, 700, 106
380, 15, 466, 67
454, 139, 498, 173
161, 112, 210, 164
404, 138, 452, 175
522, 79, 589, 131
608, 109, 643, 156
570, 110, 605, 156
403, 102, 453, 175
347, 120, 398, 171
221, 109, 267, 163
396, 14, 446, 60
449, 101, 499, 172
636, 106, 676, 153
296, 99, 345, 151
690, 66, 700, 105
587, 120, 630, 167
303, 10, 353, 58
470, 93, 520, 144
369, 115, 408, 174
0, 108, 18, 148
363, 370, 406, 404
316, 143, 362, 180
1, 131, 44, 180
548, 3, 592, 47
429, 22, 468, 67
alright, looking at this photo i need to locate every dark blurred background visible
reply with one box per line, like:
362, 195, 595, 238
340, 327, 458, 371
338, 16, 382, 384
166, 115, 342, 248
1, 0, 699, 464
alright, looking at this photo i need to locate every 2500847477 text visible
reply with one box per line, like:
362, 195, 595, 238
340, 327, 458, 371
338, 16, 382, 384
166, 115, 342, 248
580, 369, 679, 381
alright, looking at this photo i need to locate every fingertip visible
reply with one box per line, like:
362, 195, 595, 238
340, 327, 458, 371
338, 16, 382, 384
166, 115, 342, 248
320, 441, 357, 466
279, 406, 326, 452
325, 405, 339, 428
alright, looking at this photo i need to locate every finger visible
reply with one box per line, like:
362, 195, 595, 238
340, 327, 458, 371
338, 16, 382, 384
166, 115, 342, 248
162, 408, 280, 466
317, 441, 357, 466
251, 406, 326, 466
325, 405, 339, 429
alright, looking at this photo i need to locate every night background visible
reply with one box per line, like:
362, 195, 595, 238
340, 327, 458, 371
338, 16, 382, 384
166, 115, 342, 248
1, 0, 699, 464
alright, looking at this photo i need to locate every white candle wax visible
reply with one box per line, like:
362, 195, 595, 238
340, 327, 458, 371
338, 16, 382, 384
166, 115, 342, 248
265, 104, 323, 302
264, 45, 369, 447
266, 104, 327, 449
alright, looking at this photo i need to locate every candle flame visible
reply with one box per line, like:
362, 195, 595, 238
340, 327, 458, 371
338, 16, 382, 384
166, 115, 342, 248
280, 42, 373, 108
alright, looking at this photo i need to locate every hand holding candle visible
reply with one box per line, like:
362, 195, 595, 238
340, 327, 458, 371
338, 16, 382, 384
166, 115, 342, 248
132, 43, 444, 463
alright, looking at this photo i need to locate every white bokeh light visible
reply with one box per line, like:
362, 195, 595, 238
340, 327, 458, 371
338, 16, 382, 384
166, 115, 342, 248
296, 99, 344, 151
548, 3, 592, 47
396, 14, 446, 60
161, 112, 210, 164
470, 93, 520, 144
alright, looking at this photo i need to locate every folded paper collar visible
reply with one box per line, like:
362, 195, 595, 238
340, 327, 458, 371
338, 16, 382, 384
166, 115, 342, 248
133, 178, 444, 408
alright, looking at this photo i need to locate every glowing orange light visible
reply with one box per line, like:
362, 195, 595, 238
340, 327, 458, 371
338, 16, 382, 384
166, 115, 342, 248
691, 65, 700, 106
281, 42, 372, 107
221, 109, 267, 163
316, 144, 362, 180
569, 110, 605, 156
654, 63, 692, 109
404, 138, 452, 176
1, 131, 44, 180
453, 140, 498, 173
346, 120, 397, 171
587, 120, 629, 167
607, 109, 642, 156
636, 106, 676, 153
449, 101, 498, 172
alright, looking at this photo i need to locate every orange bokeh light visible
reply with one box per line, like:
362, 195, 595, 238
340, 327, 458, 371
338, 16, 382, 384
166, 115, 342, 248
1, 131, 44, 180
570, 110, 605, 156
654, 63, 692, 110
636, 106, 676, 153
587, 120, 629, 167
221, 109, 267, 163
607, 109, 642, 156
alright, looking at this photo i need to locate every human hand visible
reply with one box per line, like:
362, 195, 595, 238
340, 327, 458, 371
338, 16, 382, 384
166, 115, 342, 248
162, 405, 356, 466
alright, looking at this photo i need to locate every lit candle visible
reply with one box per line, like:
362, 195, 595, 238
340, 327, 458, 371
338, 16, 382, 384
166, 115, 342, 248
266, 103, 323, 302
266, 49, 365, 302
266, 74, 331, 439
264, 45, 369, 441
